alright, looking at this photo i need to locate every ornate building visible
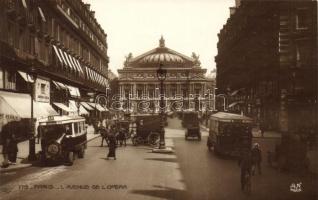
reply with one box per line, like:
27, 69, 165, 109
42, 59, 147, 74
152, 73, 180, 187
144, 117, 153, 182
216, 0, 317, 133
118, 37, 212, 113
0, 0, 109, 139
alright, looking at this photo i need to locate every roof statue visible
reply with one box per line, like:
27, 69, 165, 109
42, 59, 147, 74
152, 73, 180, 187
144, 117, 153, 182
124, 52, 133, 67
191, 52, 201, 66
159, 35, 165, 48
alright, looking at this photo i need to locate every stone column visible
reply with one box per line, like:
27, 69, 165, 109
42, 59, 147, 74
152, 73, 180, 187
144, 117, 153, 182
133, 83, 136, 97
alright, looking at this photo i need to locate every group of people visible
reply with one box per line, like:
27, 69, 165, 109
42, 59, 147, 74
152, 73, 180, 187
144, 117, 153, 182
238, 143, 262, 191
96, 117, 134, 160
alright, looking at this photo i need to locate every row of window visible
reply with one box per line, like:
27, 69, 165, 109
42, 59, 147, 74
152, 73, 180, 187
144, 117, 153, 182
0, 68, 17, 90
3, 0, 107, 74
3, 18, 107, 75
59, 1, 107, 53
220, 8, 311, 48
52, 19, 106, 72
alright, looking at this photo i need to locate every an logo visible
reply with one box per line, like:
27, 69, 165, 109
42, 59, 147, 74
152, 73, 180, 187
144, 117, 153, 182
290, 182, 302, 193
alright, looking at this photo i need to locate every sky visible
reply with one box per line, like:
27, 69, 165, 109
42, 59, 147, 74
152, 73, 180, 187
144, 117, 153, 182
85, 0, 234, 75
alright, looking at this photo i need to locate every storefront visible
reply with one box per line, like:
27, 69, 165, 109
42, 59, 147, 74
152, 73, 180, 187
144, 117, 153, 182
0, 90, 58, 140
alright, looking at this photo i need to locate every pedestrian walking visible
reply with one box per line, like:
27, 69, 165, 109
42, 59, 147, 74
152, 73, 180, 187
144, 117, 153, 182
238, 150, 253, 191
100, 126, 109, 147
1, 123, 10, 168
107, 126, 117, 160
259, 121, 265, 137
251, 143, 262, 175
8, 132, 18, 164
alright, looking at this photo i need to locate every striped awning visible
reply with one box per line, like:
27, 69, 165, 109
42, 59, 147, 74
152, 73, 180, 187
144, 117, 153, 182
52, 45, 84, 75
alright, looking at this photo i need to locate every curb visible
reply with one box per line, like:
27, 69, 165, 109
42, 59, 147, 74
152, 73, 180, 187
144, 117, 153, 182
252, 136, 282, 139
0, 164, 32, 173
87, 134, 100, 142
0, 135, 101, 173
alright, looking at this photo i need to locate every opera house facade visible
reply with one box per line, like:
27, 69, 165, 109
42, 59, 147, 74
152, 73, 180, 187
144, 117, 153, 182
117, 37, 214, 113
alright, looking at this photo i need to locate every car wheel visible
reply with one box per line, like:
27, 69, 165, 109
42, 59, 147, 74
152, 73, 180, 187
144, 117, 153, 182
198, 134, 201, 141
78, 147, 85, 158
66, 152, 74, 166
214, 145, 220, 156
148, 132, 159, 146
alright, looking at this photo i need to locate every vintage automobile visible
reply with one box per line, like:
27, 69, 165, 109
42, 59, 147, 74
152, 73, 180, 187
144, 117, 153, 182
130, 113, 161, 146
207, 112, 253, 157
38, 115, 87, 165
182, 111, 201, 141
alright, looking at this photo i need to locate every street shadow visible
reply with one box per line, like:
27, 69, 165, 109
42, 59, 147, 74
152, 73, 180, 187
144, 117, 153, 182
130, 185, 187, 200
135, 146, 153, 150
144, 157, 178, 163
89, 145, 108, 148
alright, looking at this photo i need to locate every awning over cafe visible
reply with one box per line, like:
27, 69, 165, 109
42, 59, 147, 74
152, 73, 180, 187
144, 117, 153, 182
65, 85, 80, 97
87, 102, 108, 112
69, 100, 89, 115
53, 102, 75, 113
18, 71, 34, 83
52, 80, 68, 90
228, 101, 244, 108
0, 91, 58, 119
80, 102, 94, 111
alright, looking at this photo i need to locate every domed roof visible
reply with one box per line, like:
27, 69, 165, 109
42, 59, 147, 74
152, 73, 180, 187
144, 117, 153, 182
127, 36, 195, 67
139, 52, 184, 64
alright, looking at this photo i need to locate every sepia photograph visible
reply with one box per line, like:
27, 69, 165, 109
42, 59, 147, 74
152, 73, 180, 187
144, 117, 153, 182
0, 0, 317, 199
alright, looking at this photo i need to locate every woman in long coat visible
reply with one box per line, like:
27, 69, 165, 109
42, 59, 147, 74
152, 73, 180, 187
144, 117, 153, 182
107, 127, 117, 160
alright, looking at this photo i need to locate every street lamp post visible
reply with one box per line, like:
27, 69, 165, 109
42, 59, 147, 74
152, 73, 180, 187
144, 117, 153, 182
205, 89, 210, 126
156, 63, 167, 149
155, 88, 159, 113
186, 71, 190, 110
28, 64, 37, 161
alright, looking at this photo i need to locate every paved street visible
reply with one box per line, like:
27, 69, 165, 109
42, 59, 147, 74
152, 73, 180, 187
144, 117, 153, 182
0, 118, 316, 200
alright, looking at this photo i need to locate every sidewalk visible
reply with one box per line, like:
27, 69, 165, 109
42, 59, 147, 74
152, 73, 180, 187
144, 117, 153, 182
0, 125, 99, 173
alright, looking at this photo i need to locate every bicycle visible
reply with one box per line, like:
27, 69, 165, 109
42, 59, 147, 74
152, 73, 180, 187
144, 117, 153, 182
243, 171, 252, 195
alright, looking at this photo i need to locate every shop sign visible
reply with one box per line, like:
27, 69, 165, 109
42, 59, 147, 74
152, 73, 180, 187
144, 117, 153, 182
35, 78, 50, 103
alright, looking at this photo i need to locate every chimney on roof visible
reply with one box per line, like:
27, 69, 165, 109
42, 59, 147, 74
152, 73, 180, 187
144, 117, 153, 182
85, 3, 90, 10
235, 0, 241, 8
90, 11, 95, 17
230, 7, 236, 15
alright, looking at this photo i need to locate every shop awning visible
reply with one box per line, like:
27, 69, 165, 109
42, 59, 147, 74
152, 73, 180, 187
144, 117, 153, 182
52, 80, 68, 90
228, 101, 244, 108
53, 102, 74, 113
87, 102, 108, 112
18, 71, 34, 83
65, 85, 80, 97
0, 91, 58, 119
79, 105, 89, 115
80, 102, 94, 111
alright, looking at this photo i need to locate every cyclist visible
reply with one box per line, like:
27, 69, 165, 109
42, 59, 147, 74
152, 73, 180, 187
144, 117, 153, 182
251, 143, 262, 175
238, 150, 253, 191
